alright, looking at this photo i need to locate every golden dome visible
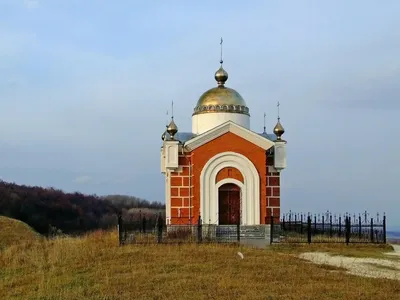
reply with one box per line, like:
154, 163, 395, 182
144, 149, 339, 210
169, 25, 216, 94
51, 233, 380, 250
273, 119, 285, 141
161, 128, 167, 141
193, 65, 249, 116
166, 118, 178, 139
215, 66, 228, 86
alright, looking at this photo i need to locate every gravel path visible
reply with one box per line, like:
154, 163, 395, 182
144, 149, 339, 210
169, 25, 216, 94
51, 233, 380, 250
298, 246, 400, 281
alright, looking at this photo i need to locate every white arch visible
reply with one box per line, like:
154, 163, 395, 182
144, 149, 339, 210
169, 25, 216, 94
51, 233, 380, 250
216, 178, 244, 190
200, 151, 260, 225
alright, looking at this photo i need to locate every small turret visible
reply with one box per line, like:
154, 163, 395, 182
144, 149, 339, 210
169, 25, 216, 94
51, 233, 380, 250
160, 101, 179, 173
273, 102, 287, 171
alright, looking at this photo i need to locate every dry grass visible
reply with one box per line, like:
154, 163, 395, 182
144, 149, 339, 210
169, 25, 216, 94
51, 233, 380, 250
0, 216, 42, 250
1, 229, 399, 300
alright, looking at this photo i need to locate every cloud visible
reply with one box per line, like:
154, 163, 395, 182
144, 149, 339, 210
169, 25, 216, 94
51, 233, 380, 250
23, 0, 39, 9
324, 69, 400, 110
73, 176, 92, 184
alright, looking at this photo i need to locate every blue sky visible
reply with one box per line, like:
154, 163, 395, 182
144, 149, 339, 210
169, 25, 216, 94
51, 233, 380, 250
0, 0, 399, 229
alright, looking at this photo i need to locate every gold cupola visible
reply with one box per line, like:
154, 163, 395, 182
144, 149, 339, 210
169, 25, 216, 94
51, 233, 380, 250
166, 118, 178, 140
215, 66, 228, 86
273, 102, 285, 141
273, 118, 285, 141
161, 125, 167, 141
193, 65, 249, 116
191, 38, 251, 134
192, 38, 249, 116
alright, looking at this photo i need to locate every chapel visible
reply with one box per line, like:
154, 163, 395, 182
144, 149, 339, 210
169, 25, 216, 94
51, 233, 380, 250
160, 47, 287, 226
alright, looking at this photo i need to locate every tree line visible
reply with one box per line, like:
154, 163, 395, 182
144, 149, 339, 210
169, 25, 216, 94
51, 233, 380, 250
0, 180, 164, 235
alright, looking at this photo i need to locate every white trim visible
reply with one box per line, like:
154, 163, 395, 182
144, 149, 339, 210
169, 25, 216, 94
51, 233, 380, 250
216, 178, 244, 189
185, 120, 274, 151
200, 151, 260, 225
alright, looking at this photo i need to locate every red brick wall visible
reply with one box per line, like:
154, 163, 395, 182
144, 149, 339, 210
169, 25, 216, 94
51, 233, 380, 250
265, 155, 281, 224
169, 153, 194, 224
216, 167, 244, 183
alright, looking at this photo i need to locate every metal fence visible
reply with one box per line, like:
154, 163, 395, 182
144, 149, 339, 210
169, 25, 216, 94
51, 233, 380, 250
270, 211, 387, 244
117, 214, 270, 246
117, 211, 387, 246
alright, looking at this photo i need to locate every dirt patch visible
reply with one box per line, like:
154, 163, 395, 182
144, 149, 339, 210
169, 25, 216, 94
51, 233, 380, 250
299, 252, 400, 281
385, 245, 400, 257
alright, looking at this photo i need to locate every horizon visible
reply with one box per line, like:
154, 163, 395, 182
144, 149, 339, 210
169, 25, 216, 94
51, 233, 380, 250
1, 1, 399, 229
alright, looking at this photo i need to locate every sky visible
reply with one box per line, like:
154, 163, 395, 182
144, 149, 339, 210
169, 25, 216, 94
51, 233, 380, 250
0, 0, 399, 229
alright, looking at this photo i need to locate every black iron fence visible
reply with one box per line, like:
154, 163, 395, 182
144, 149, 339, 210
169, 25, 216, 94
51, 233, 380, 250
117, 214, 247, 245
117, 211, 387, 246
270, 211, 386, 244
117, 214, 273, 246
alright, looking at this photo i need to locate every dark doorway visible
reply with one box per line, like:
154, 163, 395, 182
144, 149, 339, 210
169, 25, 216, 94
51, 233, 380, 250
218, 183, 241, 225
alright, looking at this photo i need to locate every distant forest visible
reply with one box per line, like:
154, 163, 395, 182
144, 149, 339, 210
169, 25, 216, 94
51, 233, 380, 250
0, 180, 164, 235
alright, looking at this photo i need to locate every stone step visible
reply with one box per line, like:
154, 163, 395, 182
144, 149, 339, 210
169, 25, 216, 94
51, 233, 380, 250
214, 225, 270, 239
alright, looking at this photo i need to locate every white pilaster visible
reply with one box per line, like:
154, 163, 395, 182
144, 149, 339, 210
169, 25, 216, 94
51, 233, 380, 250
273, 140, 287, 171
165, 170, 171, 224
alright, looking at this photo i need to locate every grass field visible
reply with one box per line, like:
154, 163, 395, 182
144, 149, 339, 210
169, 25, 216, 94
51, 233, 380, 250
0, 219, 399, 299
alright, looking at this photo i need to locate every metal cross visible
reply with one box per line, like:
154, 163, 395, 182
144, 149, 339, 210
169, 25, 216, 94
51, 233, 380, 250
220, 37, 223, 65
277, 101, 280, 120
263, 112, 266, 133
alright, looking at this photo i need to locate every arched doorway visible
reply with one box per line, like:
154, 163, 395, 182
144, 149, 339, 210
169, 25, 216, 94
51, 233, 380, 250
218, 183, 241, 225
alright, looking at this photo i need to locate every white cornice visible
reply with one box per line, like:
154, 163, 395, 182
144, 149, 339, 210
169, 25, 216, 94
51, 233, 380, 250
184, 121, 274, 151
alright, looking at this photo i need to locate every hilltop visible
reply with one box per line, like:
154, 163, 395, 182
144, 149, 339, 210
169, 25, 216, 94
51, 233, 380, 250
0, 180, 164, 236
0, 216, 42, 250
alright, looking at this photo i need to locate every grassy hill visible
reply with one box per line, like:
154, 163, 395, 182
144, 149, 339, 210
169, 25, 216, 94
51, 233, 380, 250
0, 229, 398, 299
0, 216, 42, 250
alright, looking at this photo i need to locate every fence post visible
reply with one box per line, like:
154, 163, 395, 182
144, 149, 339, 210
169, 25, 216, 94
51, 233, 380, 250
358, 215, 362, 239
300, 214, 303, 234
270, 215, 274, 244
197, 215, 202, 243
338, 216, 342, 237
314, 215, 317, 231
157, 213, 163, 244
322, 215, 325, 234
307, 216, 312, 244
345, 217, 350, 245
118, 214, 123, 246
370, 217, 374, 243
142, 215, 147, 233
329, 215, 333, 237
383, 215, 386, 244
237, 217, 240, 243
